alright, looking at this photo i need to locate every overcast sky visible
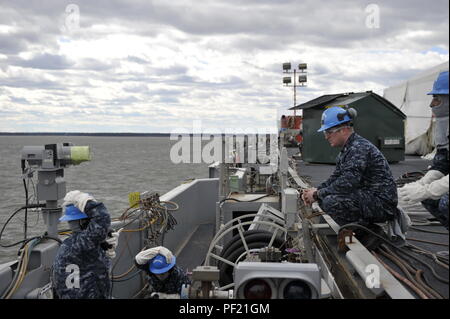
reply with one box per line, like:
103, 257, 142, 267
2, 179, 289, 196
0, 0, 448, 133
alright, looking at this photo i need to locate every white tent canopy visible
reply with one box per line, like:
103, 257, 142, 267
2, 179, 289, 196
383, 61, 449, 155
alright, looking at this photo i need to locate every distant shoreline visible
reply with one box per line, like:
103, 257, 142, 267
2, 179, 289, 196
0, 132, 263, 137
0, 132, 178, 137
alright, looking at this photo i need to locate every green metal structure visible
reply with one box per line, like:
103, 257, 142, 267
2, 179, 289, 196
291, 91, 406, 164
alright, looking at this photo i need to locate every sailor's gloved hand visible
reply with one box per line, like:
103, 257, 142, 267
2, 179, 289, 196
398, 183, 428, 204
63, 190, 95, 212
105, 228, 122, 259
135, 246, 174, 265
399, 170, 445, 198
417, 170, 445, 185
398, 175, 449, 204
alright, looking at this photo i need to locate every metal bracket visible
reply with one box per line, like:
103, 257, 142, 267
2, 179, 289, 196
338, 229, 353, 252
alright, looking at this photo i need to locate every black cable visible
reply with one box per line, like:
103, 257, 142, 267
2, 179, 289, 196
15, 234, 62, 252
404, 244, 449, 269
21, 160, 29, 241
219, 236, 285, 286
219, 194, 272, 205
17, 236, 43, 251
42, 234, 63, 245
0, 204, 46, 248
220, 230, 275, 262
119, 209, 146, 229
22, 178, 28, 241
410, 226, 449, 235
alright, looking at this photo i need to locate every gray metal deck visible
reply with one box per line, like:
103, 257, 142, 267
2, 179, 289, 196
176, 223, 215, 273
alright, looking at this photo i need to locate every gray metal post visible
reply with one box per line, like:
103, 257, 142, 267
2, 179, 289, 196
42, 201, 62, 238
293, 68, 297, 116
216, 137, 229, 234
37, 169, 66, 238
279, 147, 288, 190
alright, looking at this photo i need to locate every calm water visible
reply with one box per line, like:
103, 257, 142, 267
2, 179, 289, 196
0, 136, 210, 264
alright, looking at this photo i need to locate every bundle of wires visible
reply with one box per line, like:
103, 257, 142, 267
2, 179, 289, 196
108, 198, 179, 298
1, 164, 42, 248
0, 204, 46, 248
0, 161, 64, 299
339, 223, 448, 299
1, 237, 41, 299
117, 197, 178, 236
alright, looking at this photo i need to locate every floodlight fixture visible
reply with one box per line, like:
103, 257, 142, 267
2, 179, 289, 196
282, 61, 308, 114
283, 63, 291, 71
283, 77, 292, 85
298, 63, 307, 71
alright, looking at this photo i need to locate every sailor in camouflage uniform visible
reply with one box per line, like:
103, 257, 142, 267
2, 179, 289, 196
52, 191, 119, 299
399, 71, 449, 230
302, 106, 398, 226
135, 246, 191, 298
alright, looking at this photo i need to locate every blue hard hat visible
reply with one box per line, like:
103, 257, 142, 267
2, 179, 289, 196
317, 106, 353, 132
59, 204, 88, 222
149, 254, 176, 274
428, 71, 449, 95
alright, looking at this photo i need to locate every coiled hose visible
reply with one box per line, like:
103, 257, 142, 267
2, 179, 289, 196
218, 230, 285, 286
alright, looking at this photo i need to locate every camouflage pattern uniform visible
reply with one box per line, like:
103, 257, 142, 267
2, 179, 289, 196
316, 133, 398, 226
421, 148, 449, 229
136, 263, 191, 296
52, 201, 111, 299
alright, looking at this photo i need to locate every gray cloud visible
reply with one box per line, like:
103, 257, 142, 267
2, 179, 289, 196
127, 55, 150, 64
158, 96, 179, 104
13, 53, 74, 70
0, 34, 28, 54
1, 1, 449, 44
75, 58, 116, 71
75, 0, 448, 50
0, 76, 65, 90
123, 83, 149, 93
9, 96, 29, 104
0, 0, 448, 132
110, 96, 141, 105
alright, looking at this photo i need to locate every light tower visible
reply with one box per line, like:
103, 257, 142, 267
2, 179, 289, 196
282, 62, 307, 116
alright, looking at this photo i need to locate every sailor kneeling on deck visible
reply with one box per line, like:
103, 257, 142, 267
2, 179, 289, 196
135, 246, 191, 299
302, 106, 399, 228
